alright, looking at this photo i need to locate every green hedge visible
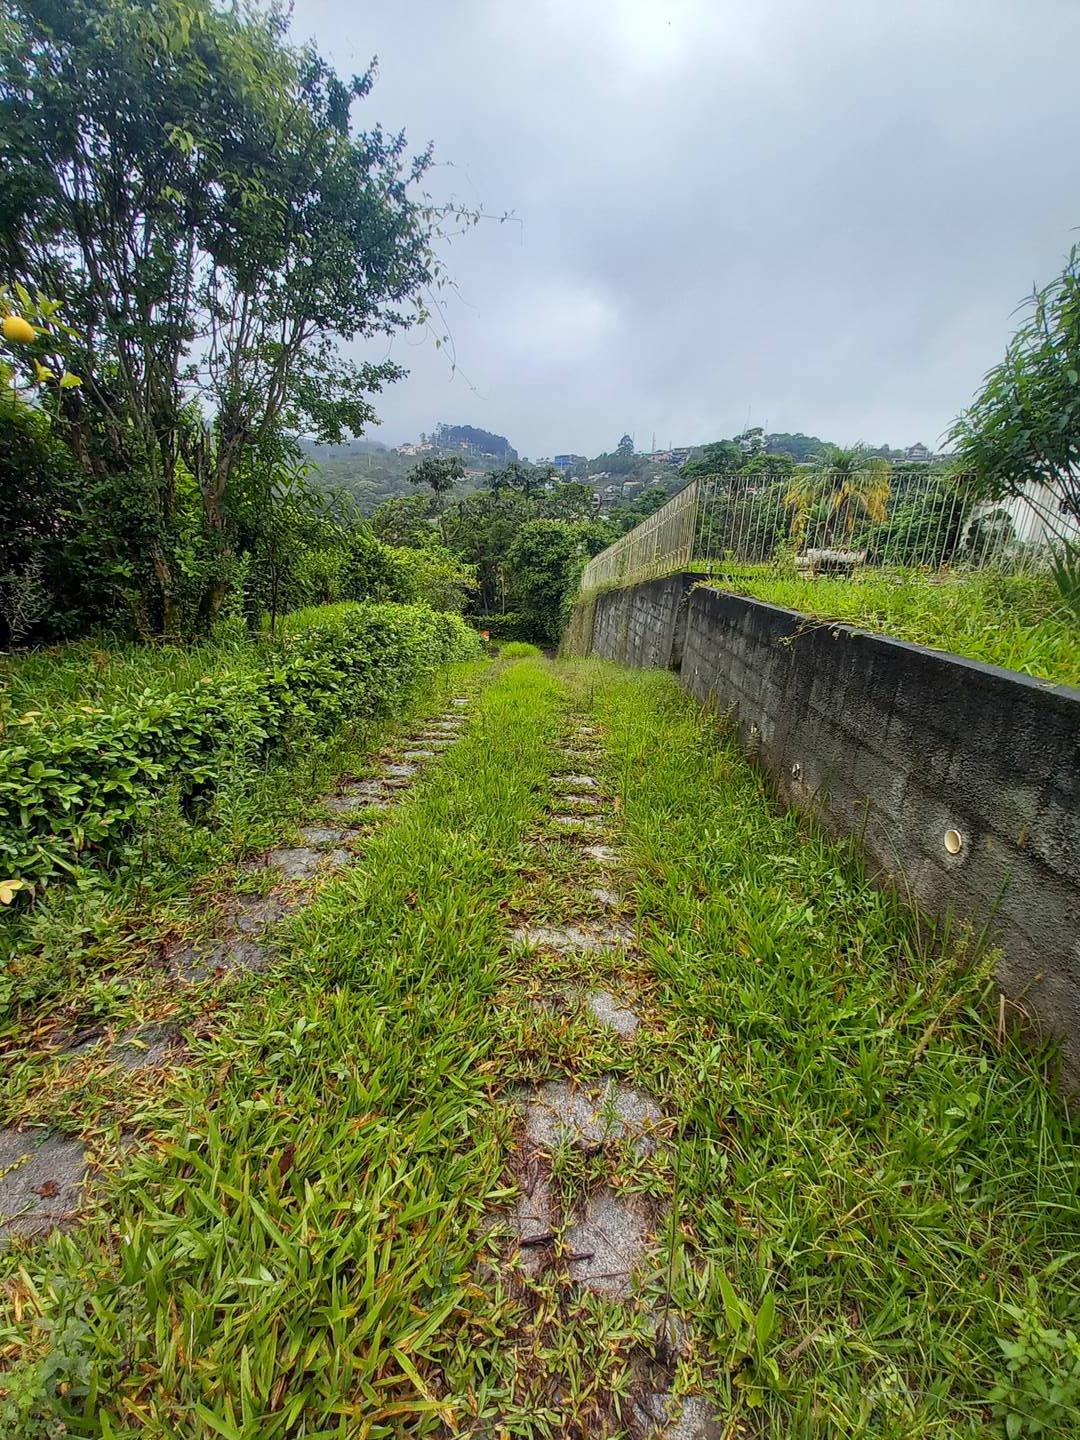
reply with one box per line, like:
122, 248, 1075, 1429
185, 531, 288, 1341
0, 603, 483, 890
471, 612, 535, 642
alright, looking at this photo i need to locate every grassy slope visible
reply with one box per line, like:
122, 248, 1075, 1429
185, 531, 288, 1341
3, 657, 1077, 1438
1, 658, 567, 1437
711, 570, 1080, 689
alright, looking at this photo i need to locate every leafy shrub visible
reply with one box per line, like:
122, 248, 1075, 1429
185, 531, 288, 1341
500, 641, 542, 658
385, 544, 476, 614
471, 611, 531, 641
0, 603, 483, 892
990, 1283, 1080, 1437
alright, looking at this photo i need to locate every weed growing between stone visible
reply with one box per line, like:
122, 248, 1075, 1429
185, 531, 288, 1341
0, 657, 565, 1435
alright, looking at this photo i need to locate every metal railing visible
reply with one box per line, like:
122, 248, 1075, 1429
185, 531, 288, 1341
578, 467, 1080, 594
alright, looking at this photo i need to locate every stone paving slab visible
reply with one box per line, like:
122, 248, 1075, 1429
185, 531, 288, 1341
518, 1077, 664, 1153
551, 814, 603, 833
511, 922, 630, 954
587, 989, 641, 1037
0, 1129, 88, 1245
589, 885, 622, 908
633, 1393, 724, 1440
559, 794, 602, 814
383, 762, 418, 780
264, 846, 323, 881
298, 825, 348, 848
552, 773, 599, 792
512, 1164, 554, 1277
401, 749, 437, 761
170, 936, 269, 982
109, 1024, 177, 1071
226, 891, 293, 933
326, 778, 401, 810
583, 843, 620, 865
565, 1186, 649, 1298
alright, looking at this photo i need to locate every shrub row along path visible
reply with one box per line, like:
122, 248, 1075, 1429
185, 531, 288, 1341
0, 693, 474, 1245
0, 656, 1077, 1439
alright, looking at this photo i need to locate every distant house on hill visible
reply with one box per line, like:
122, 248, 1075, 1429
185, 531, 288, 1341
905, 442, 933, 463
553, 454, 586, 469
646, 448, 693, 468
394, 441, 435, 457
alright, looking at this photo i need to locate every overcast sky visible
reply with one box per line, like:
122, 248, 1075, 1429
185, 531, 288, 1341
289, 0, 1080, 459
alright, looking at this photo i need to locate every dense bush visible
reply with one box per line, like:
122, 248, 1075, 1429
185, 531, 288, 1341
499, 641, 543, 658
471, 611, 533, 641
0, 603, 482, 892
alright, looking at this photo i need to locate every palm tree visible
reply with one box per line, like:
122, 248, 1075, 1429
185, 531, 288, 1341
784, 445, 891, 550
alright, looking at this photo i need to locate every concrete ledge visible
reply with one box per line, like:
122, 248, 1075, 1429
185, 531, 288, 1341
567, 576, 1080, 1084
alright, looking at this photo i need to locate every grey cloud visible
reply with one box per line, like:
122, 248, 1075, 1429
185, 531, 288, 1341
290, 0, 1080, 456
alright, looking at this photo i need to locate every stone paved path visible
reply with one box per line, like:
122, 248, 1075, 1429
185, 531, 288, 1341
489, 716, 723, 1439
0, 694, 474, 1248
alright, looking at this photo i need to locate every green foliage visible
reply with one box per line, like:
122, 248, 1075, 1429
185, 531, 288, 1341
1048, 538, 1080, 624
338, 529, 474, 613
369, 492, 441, 548
506, 519, 610, 642
0, 0, 440, 636
470, 611, 531, 641
761, 431, 829, 462
0, 393, 161, 642
386, 544, 476, 614
432, 422, 515, 459
408, 454, 464, 498
784, 446, 892, 548
680, 441, 744, 479
0, 659, 559, 1437
861, 472, 968, 565
990, 1285, 1080, 1438
0, 603, 482, 893
499, 641, 542, 657
950, 244, 1080, 511
583, 662, 1080, 1436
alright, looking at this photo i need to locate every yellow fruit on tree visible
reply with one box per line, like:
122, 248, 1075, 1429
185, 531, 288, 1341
3, 314, 37, 344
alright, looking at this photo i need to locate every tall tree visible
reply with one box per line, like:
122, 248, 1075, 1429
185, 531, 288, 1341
949, 244, 1080, 520
408, 455, 464, 501
680, 440, 744, 480
0, 0, 440, 634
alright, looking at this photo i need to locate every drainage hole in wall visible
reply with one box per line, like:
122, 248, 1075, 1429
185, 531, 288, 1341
943, 828, 964, 856
790, 761, 802, 780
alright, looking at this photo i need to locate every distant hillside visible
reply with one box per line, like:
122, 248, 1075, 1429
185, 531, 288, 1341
302, 425, 518, 515
434, 423, 517, 460
298, 437, 389, 459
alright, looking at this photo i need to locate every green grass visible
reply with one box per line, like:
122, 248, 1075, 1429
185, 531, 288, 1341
574, 660, 1079, 1437
2, 656, 1077, 1438
709, 568, 1080, 688
0, 656, 568, 1436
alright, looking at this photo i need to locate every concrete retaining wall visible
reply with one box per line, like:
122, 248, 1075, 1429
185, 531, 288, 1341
568, 576, 1080, 1083
578, 573, 701, 670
